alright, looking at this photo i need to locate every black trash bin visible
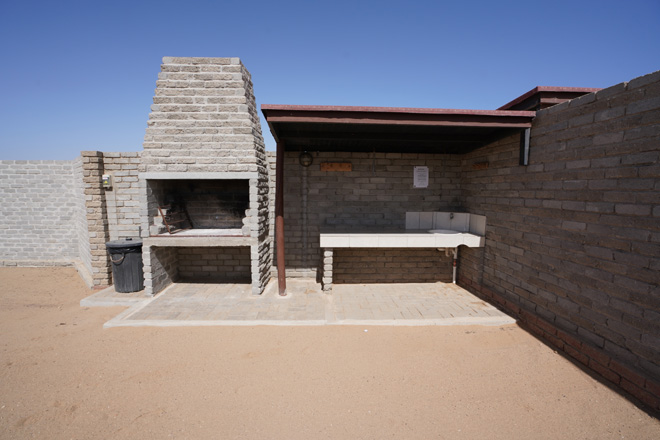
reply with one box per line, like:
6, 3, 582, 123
106, 238, 144, 293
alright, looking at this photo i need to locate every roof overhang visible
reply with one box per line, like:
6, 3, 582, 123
498, 86, 601, 111
262, 105, 535, 154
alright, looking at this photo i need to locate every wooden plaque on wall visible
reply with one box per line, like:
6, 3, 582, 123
320, 162, 352, 172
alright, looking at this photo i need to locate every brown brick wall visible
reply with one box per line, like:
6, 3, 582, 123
280, 151, 462, 277
333, 248, 453, 284
458, 70, 660, 411
177, 247, 251, 282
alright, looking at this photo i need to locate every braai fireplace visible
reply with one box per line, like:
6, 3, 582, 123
138, 57, 271, 296
147, 178, 250, 236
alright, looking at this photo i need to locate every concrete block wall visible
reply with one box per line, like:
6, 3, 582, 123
73, 157, 93, 285
0, 160, 84, 266
80, 151, 112, 286
144, 246, 178, 294
78, 151, 144, 287
458, 70, 660, 410
177, 247, 251, 281
280, 151, 462, 278
140, 57, 267, 175
267, 151, 277, 277
102, 152, 142, 241
334, 248, 453, 284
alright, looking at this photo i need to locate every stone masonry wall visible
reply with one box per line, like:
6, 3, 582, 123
139, 57, 271, 295
177, 247, 251, 282
80, 151, 112, 286
280, 151, 462, 278
333, 248, 453, 284
267, 151, 277, 278
73, 156, 93, 284
102, 152, 142, 241
0, 160, 82, 265
140, 57, 267, 175
458, 70, 660, 410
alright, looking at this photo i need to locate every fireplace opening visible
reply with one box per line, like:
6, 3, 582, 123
147, 179, 250, 237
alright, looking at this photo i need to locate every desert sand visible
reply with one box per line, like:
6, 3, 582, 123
1, 267, 658, 439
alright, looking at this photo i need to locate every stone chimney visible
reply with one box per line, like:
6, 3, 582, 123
138, 57, 271, 296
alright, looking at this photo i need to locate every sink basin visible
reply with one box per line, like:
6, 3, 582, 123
428, 229, 460, 234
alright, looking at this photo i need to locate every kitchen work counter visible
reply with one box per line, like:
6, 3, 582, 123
319, 229, 485, 291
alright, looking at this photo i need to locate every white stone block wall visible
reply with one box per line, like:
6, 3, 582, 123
0, 160, 84, 266
73, 156, 93, 284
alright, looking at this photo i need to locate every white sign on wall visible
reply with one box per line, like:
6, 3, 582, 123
413, 166, 429, 188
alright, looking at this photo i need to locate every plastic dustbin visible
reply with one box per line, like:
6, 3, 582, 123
106, 238, 144, 293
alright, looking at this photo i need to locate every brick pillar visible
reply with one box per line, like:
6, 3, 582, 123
81, 151, 112, 287
322, 248, 333, 292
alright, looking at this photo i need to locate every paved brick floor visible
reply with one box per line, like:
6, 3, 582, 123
96, 279, 515, 328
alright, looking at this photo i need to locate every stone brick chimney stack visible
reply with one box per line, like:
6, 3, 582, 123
140, 57, 267, 175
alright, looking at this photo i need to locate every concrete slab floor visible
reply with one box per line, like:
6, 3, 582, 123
88, 279, 515, 328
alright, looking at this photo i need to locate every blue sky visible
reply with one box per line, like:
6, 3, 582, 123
1, 0, 658, 160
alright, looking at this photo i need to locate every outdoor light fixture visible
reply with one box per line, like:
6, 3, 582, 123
299, 152, 313, 167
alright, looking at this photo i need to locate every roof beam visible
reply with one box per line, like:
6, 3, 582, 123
265, 111, 532, 128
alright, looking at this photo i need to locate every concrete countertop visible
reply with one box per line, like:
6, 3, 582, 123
319, 230, 484, 248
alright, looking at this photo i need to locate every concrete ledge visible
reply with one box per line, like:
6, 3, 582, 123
319, 231, 485, 248
144, 236, 254, 247
140, 172, 259, 180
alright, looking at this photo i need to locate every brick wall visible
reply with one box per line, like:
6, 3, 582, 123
280, 151, 462, 278
177, 247, 251, 282
102, 152, 142, 241
139, 57, 271, 295
334, 248, 453, 284
458, 70, 660, 410
140, 57, 267, 175
145, 246, 178, 293
73, 156, 93, 284
0, 160, 83, 266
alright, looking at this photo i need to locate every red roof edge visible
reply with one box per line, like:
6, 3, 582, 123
261, 104, 535, 117
498, 86, 602, 110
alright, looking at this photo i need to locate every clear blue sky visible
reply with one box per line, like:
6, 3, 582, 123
1, 0, 658, 160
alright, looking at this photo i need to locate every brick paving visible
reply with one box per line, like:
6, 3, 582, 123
97, 280, 515, 328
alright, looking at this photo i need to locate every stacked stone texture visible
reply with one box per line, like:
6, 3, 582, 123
0, 160, 82, 265
458, 70, 660, 411
140, 57, 267, 175
73, 156, 93, 284
81, 151, 112, 286
140, 57, 271, 295
177, 247, 251, 281
333, 248, 453, 284
102, 152, 142, 241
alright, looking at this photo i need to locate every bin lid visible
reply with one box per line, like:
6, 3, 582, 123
106, 237, 143, 249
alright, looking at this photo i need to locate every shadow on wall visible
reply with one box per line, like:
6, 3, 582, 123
333, 248, 454, 284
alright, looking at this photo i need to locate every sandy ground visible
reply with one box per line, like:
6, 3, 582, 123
0, 267, 658, 439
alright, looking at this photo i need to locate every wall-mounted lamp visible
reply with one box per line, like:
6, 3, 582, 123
299, 152, 313, 167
